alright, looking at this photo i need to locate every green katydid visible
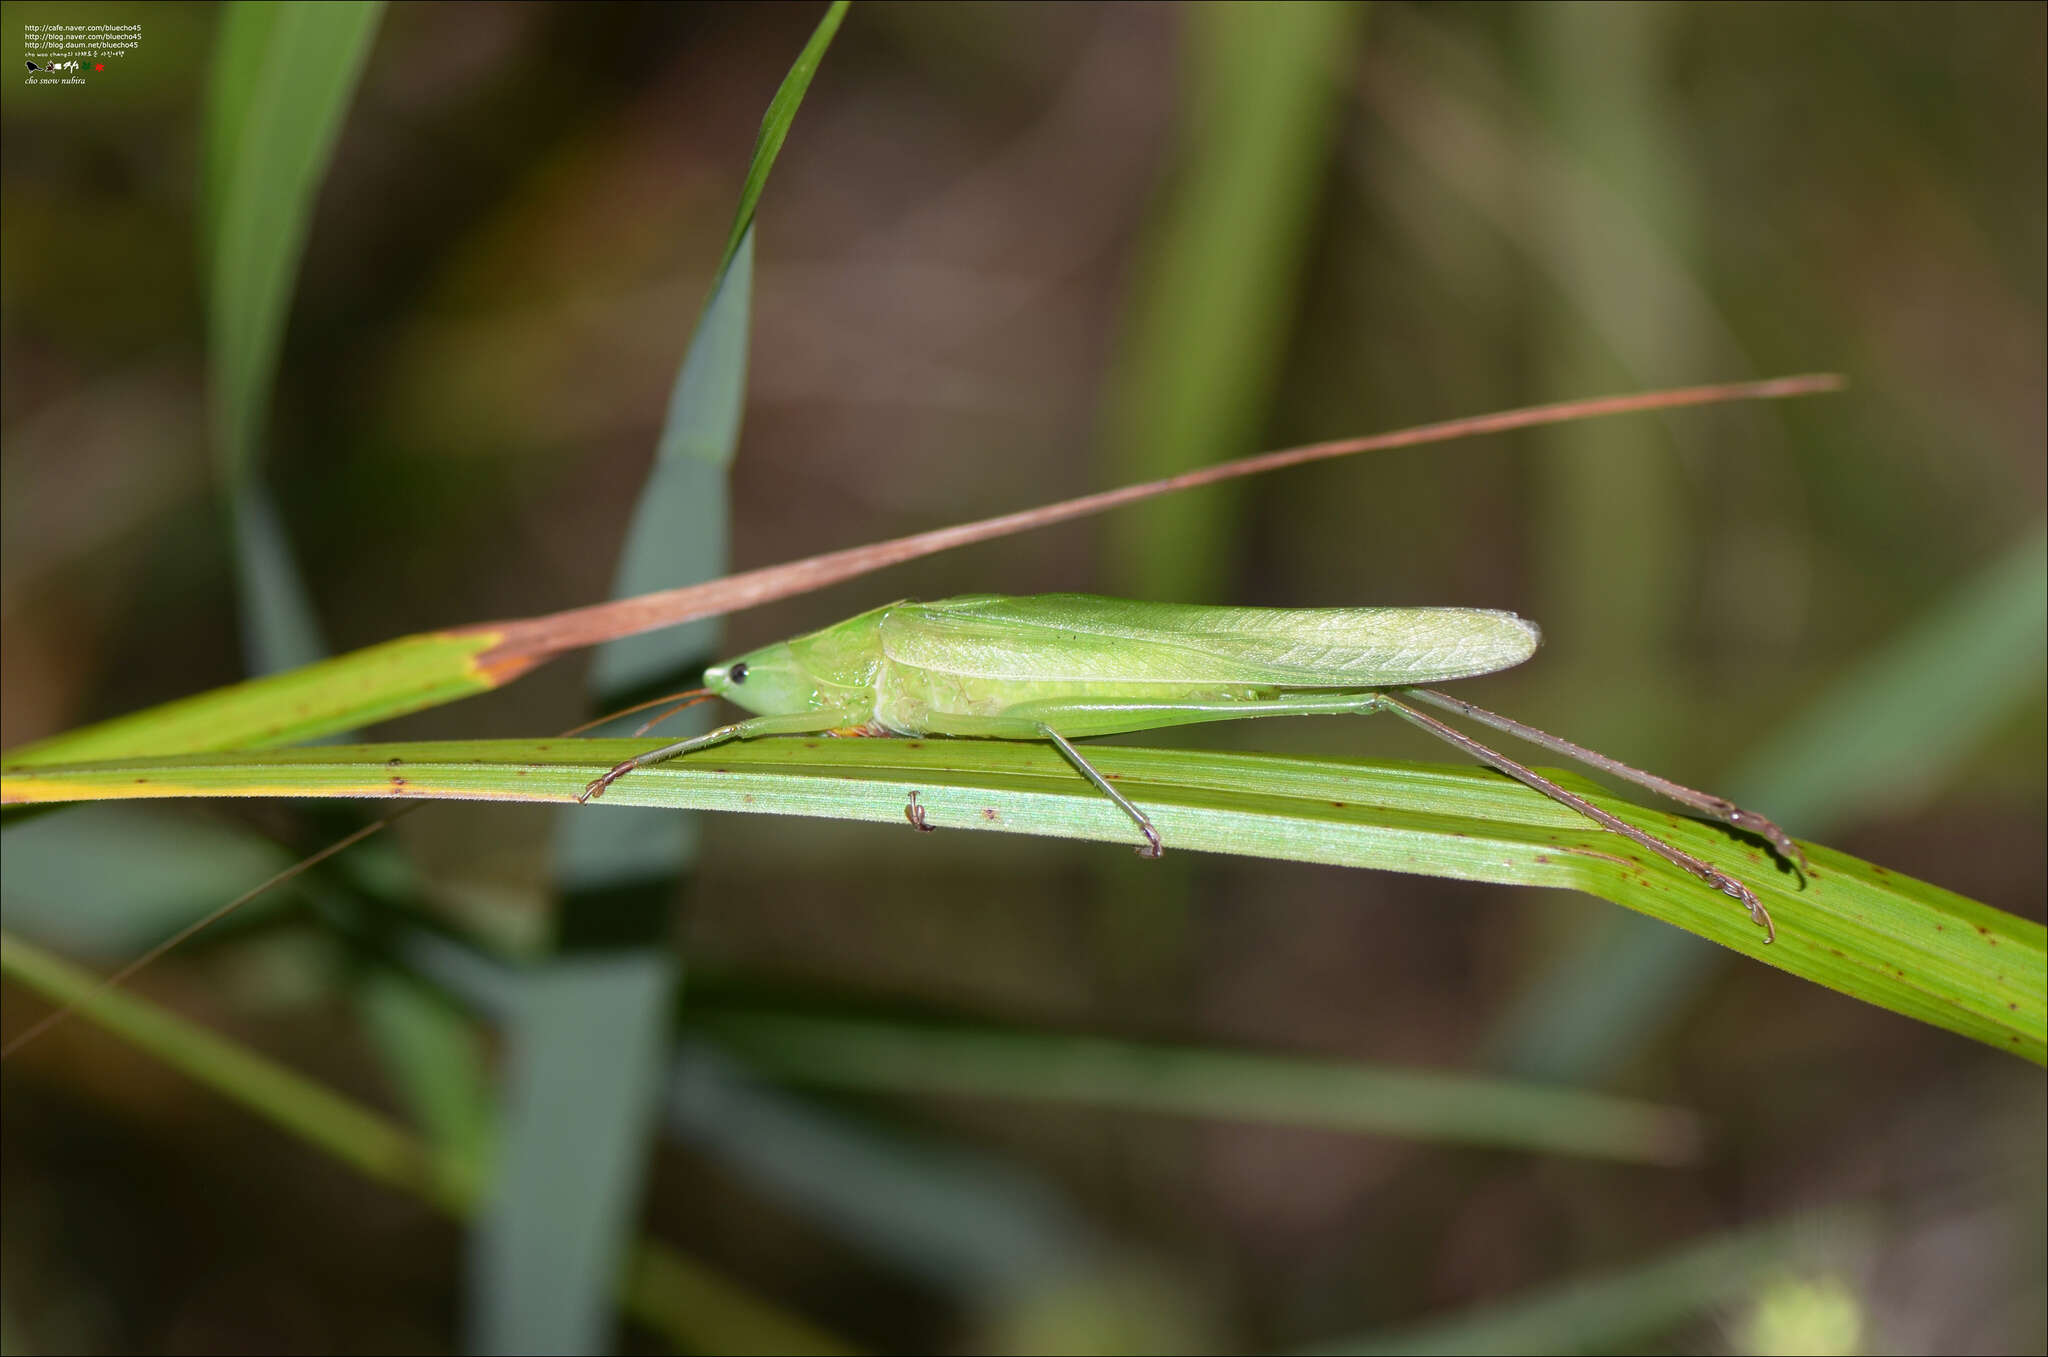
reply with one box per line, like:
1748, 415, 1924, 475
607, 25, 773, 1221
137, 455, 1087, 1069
579, 594, 1807, 943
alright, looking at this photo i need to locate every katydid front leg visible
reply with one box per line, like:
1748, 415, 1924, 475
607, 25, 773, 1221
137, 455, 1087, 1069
578, 710, 852, 803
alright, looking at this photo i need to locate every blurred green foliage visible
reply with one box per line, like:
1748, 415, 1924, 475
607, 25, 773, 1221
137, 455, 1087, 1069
3, 3, 2041, 1353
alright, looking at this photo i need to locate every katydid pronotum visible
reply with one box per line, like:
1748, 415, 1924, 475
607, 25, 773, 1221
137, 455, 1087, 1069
579, 594, 1806, 942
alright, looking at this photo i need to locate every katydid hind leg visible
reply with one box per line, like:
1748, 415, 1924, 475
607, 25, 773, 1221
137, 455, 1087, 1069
1405, 687, 1808, 876
1378, 696, 1776, 943
1037, 725, 1164, 859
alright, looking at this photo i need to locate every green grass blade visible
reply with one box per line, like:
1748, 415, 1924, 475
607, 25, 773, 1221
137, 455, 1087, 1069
356, 970, 497, 1184
372, 927, 1121, 1306
205, 0, 382, 487
667, 1040, 1104, 1298
0, 804, 305, 953
226, 480, 330, 677
1298, 1207, 1877, 1355
1101, 0, 1364, 601
692, 1011, 1704, 1165
0, 629, 510, 766
205, 1, 383, 674
475, 958, 678, 1354
10, 738, 2038, 1061
582, 227, 751, 701
716, 1, 848, 276
1728, 523, 2048, 825
503, 8, 846, 1352
4, 929, 468, 1206
1493, 525, 2048, 1080
0, 933, 858, 1356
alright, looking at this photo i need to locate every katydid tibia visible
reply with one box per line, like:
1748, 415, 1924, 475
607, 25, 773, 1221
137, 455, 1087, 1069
578, 594, 1806, 943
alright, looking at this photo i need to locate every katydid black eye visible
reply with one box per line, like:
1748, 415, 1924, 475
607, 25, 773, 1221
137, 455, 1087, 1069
729, 662, 748, 684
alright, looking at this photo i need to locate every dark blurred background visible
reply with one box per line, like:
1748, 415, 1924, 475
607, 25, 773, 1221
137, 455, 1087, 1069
3, 3, 2043, 1353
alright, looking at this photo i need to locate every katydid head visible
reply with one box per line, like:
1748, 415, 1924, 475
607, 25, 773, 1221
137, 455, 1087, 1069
705, 642, 817, 717
705, 605, 890, 720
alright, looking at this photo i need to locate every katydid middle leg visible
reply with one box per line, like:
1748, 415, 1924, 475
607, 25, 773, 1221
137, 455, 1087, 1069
935, 691, 1403, 860
1037, 725, 1163, 858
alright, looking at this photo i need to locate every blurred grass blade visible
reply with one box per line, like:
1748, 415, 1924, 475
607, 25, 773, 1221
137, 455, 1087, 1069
590, 0, 848, 703
669, 1040, 1103, 1298
0, 380, 1839, 772
1726, 523, 2047, 825
1492, 525, 2048, 1080
694, 1012, 1703, 1164
0, 933, 858, 1356
357, 970, 497, 1183
1297, 1207, 1877, 1355
227, 480, 329, 677
583, 227, 752, 702
475, 958, 678, 1355
1103, 0, 1363, 601
500, 10, 846, 1353
2, 928, 471, 1201
205, 1, 383, 675
206, 0, 382, 486
392, 922, 1117, 1307
10, 738, 2039, 1061
0, 804, 306, 954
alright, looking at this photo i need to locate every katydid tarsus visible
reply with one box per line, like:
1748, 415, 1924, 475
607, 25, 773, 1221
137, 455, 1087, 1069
579, 594, 1805, 942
